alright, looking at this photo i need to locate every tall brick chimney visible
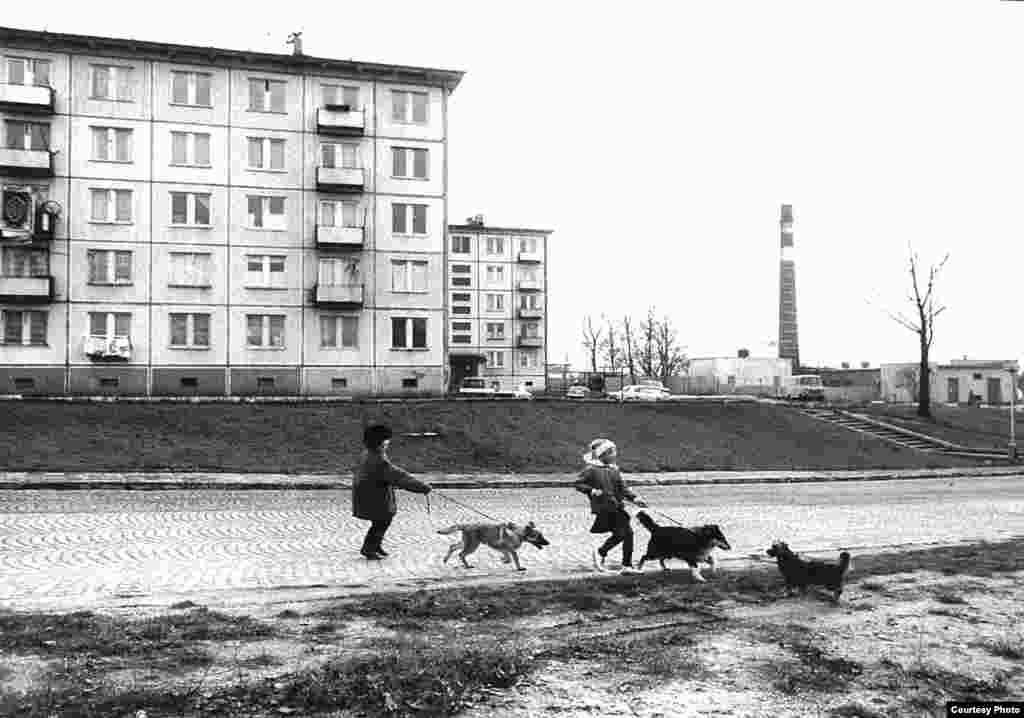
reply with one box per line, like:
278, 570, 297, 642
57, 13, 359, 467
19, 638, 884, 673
778, 204, 800, 371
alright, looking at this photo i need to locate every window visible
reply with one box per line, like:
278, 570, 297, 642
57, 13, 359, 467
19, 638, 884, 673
391, 260, 428, 292
485, 294, 505, 312
451, 322, 472, 345
973, 373, 983, 381
320, 142, 359, 169
91, 127, 133, 162
4, 120, 49, 151
452, 322, 471, 331
320, 315, 359, 348
87, 249, 132, 285
88, 312, 131, 338
2, 247, 48, 277
451, 235, 471, 253
391, 90, 428, 124
519, 267, 540, 283
519, 236, 538, 253
1, 310, 47, 346
391, 317, 428, 349
486, 237, 504, 255
452, 293, 471, 302
520, 322, 540, 338
90, 189, 133, 223
168, 252, 212, 287
519, 351, 539, 369
391, 147, 429, 179
180, 377, 199, 389
318, 257, 360, 286
247, 137, 285, 170
257, 376, 276, 391
331, 377, 348, 389
170, 192, 212, 226
452, 264, 471, 274
246, 314, 285, 347
247, 196, 286, 230
486, 265, 505, 284
248, 78, 286, 112
486, 322, 505, 340
171, 132, 211, 166
392, 203, 428, 235
318, 200, 361, 228
171, 71, 212, 107
321, 84, 359, 108
487, 350, 505, 368
7, 57, 51, 87
402, 378, 419, 388
520, 293, 540, 309
169, 313, 210, 348
91, 65, 135, 101
451, 277, 471, 287
452, 306, 471, 315
245, 255, 286, 288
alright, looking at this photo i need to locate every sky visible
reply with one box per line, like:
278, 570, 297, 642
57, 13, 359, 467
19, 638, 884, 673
9, 1, 1024, 371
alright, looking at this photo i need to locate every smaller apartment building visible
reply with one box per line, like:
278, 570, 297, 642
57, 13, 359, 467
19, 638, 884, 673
446, 216, 550, 392
880, 359, 1020, 405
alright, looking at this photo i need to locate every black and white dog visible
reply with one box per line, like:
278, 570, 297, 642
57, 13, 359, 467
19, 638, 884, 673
635, 512, 732, 582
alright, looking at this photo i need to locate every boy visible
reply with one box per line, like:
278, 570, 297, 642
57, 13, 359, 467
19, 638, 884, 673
573, 438, 648, 575
352, 424, 431, 560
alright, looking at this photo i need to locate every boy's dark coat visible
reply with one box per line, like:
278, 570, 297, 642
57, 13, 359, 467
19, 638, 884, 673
352, 451, 430, 521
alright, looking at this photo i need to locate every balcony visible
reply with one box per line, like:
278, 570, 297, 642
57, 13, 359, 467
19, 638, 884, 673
316, 225, 364, 250
317, 106, 366, 136
517, 307, 543, 320
517, 250, 543, 263
83, 336, 132, 361
317, 166, 364, 193
517, 279, 543, 292
0, 148, 53, 177
0, 275, 53, 303
314, 282, 365, 307
0, 84, 54, 114
517, 336, 543, 348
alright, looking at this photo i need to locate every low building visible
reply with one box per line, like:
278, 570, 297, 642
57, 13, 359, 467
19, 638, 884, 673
880, 359, 1019, 405
678, 356, 793, 396
818, 367, 881, 403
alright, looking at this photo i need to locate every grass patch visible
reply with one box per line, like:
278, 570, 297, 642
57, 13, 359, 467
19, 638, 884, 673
829, 703, 888, 718
758, 632, 863, 695
0, 400, 981, 473
933, 590, 969, 605
981, 636, 1024, 660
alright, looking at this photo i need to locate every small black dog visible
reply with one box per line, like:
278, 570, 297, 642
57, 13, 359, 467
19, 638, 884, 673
766, 541, 852, 602
635, 512, 731, 581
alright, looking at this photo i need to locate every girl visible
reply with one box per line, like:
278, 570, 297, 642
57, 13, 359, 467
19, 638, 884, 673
573, 438, 647, 574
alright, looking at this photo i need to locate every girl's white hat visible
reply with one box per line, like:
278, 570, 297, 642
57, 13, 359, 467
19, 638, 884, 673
583, 438, 617, 466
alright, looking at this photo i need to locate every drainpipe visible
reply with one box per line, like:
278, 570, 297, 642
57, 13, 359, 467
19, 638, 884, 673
1010, 367, 1018, 462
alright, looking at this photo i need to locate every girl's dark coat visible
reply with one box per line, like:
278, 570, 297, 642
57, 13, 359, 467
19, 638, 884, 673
351, 451, 430, 521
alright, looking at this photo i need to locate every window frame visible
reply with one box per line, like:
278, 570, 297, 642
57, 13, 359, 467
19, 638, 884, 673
485, 293, 505, 312
487, 350, 505, 368
246, 195, 287, 231
86, 249, 133, 286
170, 131, 212, 168
167, 251, 213, 288
170, 70, 213, 108
6, 57, 51, 88
390, 259, 429, 293
168, 312, 211, 349
88, 188, 133, 224
248, 77, 287, 114
390, 89, 429, 124
90, 126, 133, 164
244, 254, 287, 289
247, 136, 287, 172
390, 317, 429, 350
87, 311, 132, 339
391, 146, 429, 180
90, 65, 136, 102
245, 313, 286, 349
1, 246, 49, 278
1, 309, 48, 346
391, 203, 428, 236
169, 191, 213, 228
321, 83, 361, 109
451, 235, 471, 254
319, 314, 360, 349
4, 119, 50, 151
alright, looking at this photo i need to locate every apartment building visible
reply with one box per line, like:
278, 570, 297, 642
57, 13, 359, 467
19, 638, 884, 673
446, 215, 551, 392
0, 26, 462, 396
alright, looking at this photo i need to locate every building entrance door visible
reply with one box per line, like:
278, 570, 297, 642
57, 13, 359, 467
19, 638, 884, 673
947, 377, 959, 403
987, 377, 1002, 404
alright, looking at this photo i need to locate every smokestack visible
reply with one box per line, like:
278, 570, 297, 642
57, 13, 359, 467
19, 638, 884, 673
778, 204, 800, 371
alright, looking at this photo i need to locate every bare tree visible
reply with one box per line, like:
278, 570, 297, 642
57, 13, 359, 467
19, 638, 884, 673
653, 315, 688, 384
637, 308, 657, 379
581, 316, 604, 373
621, 316, 638, 385
880, 246, 950, 418
602, 315, 622, 372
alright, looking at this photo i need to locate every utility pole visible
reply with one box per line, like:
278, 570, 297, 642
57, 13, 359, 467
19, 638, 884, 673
1009, 364, 1018, 461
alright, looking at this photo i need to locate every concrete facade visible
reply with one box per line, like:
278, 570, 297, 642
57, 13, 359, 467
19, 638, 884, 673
680, 356, 793, 396
446, 217, 551, 392
879, 359, 1019, 406
0, 26, 462, 396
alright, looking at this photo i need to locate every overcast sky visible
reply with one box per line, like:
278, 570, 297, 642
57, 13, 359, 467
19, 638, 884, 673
11, 1, 1024, 371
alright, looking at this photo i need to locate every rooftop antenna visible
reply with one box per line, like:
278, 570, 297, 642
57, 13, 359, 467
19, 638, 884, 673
286, 32, 304, 56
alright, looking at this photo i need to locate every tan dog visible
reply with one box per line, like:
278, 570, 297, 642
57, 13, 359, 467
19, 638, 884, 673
438, 521, 550, 571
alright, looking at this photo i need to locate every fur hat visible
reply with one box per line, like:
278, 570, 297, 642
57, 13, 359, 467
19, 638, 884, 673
363, 424, 393, 450
583, 438, 617, 466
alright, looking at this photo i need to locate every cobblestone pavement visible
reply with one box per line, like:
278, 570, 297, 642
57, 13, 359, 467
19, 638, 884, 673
1, 476, 1023, 612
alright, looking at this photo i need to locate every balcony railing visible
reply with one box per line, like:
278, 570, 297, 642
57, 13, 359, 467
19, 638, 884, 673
0, 148, 53, 177
0, 275, 53, 303
83, 336, 132, 361
314, 282, 365, 307
517, 307, 543, 319
517, 250, 543, 263
517, 336, 543, 348
316, 225, 364, 250
317, 106, 366, 136
517, 279, 542, 291
0, 84, 54, 114
317, 166, 365, 193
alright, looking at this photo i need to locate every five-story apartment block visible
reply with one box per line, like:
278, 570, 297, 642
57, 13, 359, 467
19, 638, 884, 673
446, 215, 551, 392
0, 26, 462, 396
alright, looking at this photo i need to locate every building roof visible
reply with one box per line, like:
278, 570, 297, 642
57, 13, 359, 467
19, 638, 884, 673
449, 224, 553, 235
0, 25, 464, 91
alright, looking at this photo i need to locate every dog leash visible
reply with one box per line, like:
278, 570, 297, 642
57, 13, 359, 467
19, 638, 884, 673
431, 489, 500, 522
649, 507, 686, 527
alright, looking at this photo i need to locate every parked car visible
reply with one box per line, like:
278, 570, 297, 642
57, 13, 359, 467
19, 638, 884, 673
566, 385, 590, 399
608, 384, 669, 402
494, 384, 534, 400
782, 374, 825, 401
457, 377, 496, 397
